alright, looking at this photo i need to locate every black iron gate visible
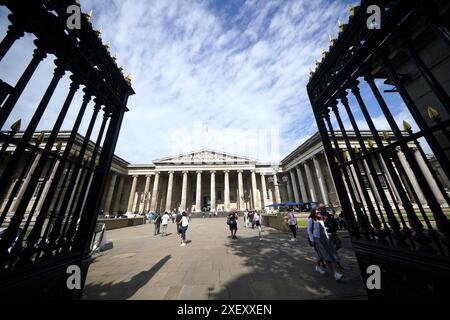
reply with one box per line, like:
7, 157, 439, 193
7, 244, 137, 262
307, 0, 450, 298
0, 0, 134, 299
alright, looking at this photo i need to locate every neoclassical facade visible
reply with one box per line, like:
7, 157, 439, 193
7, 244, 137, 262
2, 130, 449, 220
104, 150, 284, 214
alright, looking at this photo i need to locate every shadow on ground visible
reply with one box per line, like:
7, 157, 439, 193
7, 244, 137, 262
82, 255, 171, 300
209, 228, 367, 300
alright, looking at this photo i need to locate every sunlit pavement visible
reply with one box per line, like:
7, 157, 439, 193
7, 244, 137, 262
82, 217, 367, 300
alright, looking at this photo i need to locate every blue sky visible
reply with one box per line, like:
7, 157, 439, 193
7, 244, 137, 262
0, 0, 423, 163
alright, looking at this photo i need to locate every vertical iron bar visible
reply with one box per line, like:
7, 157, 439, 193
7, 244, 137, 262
0, 17, 25, 61
322, 109, 361, 238
62, 111, 110, 252
4, 77, 81, 261
332, 99, 389, 245
0, 41, 47, 128
364, 72, 448, 253
0, 61, 65, 201
41, 91, 92, 257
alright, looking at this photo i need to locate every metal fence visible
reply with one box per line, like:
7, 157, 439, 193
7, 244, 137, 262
0, 0, 134, 299
307, 0, 450, 298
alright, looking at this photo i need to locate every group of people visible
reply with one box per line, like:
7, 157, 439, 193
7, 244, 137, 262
148, 210, 190, 246
227, 209, 263, 240
306, 204, 344, 281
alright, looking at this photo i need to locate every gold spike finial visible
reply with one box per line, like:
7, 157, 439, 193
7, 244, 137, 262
105, 41, 110, 50
367, 139, 376, 148
427, 106, 440, 121
338, 20, 346, 33
124, 73, 131, 83
403, 120, 412, 131
112, 54, 117, 63
334, 156, 339, 164
329, 34, 336, 47
10, 119, 21, 133
56, 142, 63, 151
37, 132, 45, 143
95, 27, 102, 38
353, 147, 360, 155
322, 49, 328, 59
382, 131, 390, 141
86, 10, 93, 23
349, 4, 356, 17
309, 68, 314, 78
119, 65, 124, 73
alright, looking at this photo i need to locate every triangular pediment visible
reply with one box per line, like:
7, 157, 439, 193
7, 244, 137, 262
153, 149, 256, 164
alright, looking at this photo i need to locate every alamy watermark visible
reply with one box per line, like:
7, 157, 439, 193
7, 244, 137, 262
66, 265, 81, 290
367, 5, 382, 30
366, 265, 381, 290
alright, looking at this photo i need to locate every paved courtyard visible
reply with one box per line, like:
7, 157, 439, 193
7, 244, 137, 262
82, 217, 367, 300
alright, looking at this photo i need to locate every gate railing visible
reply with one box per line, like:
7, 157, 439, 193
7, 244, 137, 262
307, 0, 450, 298
0, 0, 134, 299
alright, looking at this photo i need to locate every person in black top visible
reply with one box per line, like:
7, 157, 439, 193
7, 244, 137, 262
154, 213, 162, 235
227, 211, 238, 239
324, 210, 343, 270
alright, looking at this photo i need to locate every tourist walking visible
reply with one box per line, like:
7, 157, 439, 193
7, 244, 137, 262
243, 209, 249, 228
254, 211, 263, 240
161, 211, 170, 236
227, 210, 238, 239
147, 210, 153, 224
175, 211, 183, 238
180, 211, 189, 246
307, 209, 343, 281
154, 212, 161, 235
285, 209, 297, 241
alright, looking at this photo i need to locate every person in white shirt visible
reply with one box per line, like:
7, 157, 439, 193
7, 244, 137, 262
180, 211, 189, 246
161, 212, 170, 236
254, 212, 263, 240
307, 209, 343, 281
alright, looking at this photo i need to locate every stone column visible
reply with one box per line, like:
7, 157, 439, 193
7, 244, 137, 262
224, 170, 230, 211
143, 174, 152, 212
126, 175, 138, 214
180, 171, 188, 211
103, 172, 117, 214
260, 173, 268, 209
397, 151, 426, 204
289, 170, 300, 203
286, 175, 294, 202
150, 172, 160, 211
195, 171, 202, 212
313, 155, 330, 205
36, 159, 61, 213
414, 149, 446, 205
251, 170, 259, 209
165, 171, 174, 211
304, 161, 317, 202
12, 153, 41, 213
113, 175, 124, 213
210, 171, 216, 210
273, 173, 282, 204
296, 166, 308, 202
238, 170, 245, 210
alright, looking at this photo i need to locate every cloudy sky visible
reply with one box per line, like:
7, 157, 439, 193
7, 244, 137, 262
0, 0, 420, 164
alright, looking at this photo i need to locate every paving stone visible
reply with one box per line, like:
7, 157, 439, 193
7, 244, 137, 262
83, 218, 367, 300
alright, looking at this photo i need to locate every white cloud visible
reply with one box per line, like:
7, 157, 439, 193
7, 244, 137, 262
0, 0, 362, 163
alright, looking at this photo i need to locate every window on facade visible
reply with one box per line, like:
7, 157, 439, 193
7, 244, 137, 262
217, 191, 222, 201
192, 191, 196, 201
